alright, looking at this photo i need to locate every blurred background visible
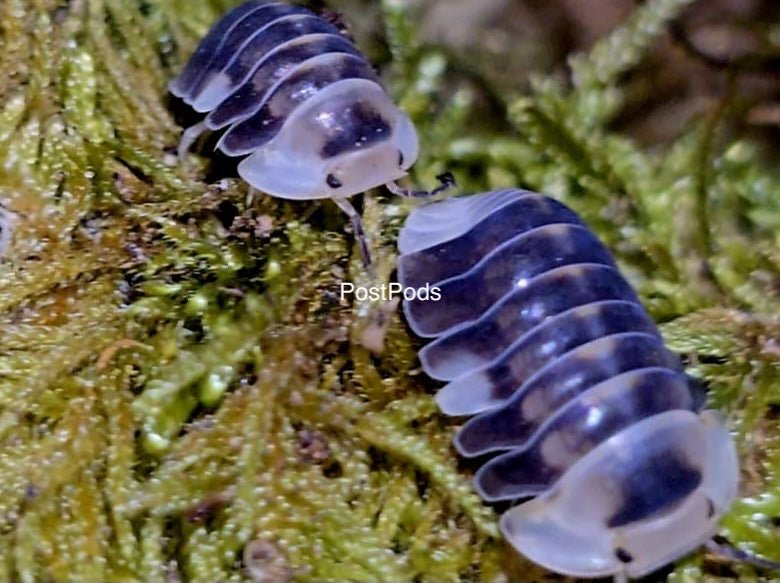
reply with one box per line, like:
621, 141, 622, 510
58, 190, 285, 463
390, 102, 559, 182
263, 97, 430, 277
326, 0, 779, 154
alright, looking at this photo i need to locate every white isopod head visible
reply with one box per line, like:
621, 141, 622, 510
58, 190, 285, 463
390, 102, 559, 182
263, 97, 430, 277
237, 79, 418, 200
499, 409, 739, 579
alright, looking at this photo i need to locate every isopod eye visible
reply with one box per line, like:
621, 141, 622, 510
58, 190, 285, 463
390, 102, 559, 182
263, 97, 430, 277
397, 150, 404, 167
614, 548, 634, 564
326, 174, 343, 189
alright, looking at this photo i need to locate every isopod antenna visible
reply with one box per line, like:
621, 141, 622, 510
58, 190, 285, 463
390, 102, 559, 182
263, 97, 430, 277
336, 173, 457, 267
706, 535, 780, 573
385, 172, 456, 198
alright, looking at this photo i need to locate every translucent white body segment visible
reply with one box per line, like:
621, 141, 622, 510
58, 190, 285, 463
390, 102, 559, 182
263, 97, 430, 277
182, 3, 304, 105
404, 188, 518, 228
452, 333, 683, 457
403, 224, 616, 337
499, 410, 738, 579
218, 52, 381, 156
470, 367, 694, 495
191, 14, 333, 113
168, 1, 270, 98
204, 33, 362, 130
398, 189, 520, 253
398, 189, 527, 255
235, 79, 417, 199
437, 302, 659, 422
398, 194, 587, 294
191, 71, 234, 113
415, 262, 640, 376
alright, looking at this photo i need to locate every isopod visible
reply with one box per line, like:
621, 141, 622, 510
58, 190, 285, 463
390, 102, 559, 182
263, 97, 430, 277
397, 188, 740, 581
169, 0, 443, 265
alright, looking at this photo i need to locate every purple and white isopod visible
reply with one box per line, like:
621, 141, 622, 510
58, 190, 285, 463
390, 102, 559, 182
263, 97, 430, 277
169, 0, 422, 263
397, 188, 740, 581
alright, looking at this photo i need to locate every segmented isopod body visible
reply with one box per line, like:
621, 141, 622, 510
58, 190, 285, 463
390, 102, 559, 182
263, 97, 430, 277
170, 0, 419, 199
397, 189, 739, 581
170, 1, 422, 265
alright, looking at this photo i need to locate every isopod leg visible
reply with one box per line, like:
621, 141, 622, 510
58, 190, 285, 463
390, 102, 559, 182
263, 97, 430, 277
334, 198, 371, 268
385, 172, 456, 198
246, 187, 259, 207
0, 203, 17, 257
613, 571, 628, 583
177, 120, 208, 161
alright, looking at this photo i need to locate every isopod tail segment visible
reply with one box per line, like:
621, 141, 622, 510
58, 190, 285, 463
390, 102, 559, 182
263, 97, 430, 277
498, 409, 739, 581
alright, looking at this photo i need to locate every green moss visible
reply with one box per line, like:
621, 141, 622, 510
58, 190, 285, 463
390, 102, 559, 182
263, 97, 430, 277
0, 0, 777, 581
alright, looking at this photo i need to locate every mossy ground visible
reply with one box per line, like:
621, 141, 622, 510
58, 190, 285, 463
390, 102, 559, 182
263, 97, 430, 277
0, 0, 778, 581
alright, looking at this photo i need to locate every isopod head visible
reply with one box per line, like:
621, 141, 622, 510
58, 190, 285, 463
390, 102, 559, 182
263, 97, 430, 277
498, 409, 739, 579
236, 79, 419, 200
